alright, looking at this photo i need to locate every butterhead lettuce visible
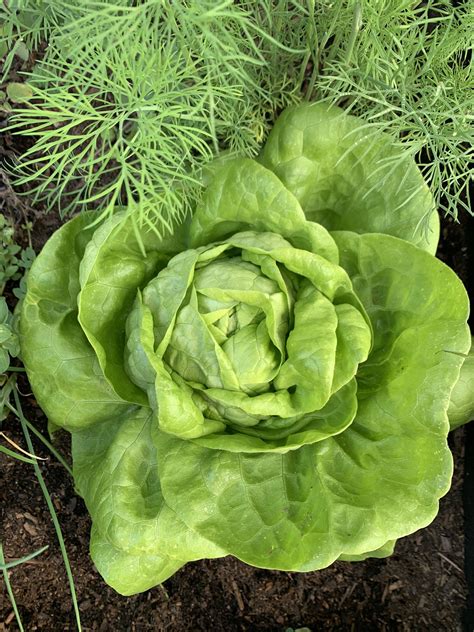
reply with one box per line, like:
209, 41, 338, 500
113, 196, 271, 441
20, 103, 472, 595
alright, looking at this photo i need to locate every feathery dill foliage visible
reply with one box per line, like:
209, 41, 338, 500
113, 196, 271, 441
2, 0, 473, 235
308, 0, 473, 220
4, 0, 313, 234
0, 2, 61, 78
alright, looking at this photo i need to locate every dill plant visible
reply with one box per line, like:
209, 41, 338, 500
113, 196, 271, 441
2, 0, 473, 234
3, 0, 313, 234
307, 0, 473, 220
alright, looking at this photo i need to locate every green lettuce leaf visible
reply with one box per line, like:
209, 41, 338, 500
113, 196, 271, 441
19, 103, 470, 595
260, 102, 439, 253
448, 337, 474, 430
72, 406, 225, 595
20, 214, 130, 431
156, 232, 469, 571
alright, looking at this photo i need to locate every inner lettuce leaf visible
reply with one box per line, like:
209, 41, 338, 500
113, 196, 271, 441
20, 103, 472, 595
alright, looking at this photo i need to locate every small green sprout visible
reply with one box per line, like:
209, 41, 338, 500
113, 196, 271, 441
0, 215, 36, 297
0, 297, 19, 374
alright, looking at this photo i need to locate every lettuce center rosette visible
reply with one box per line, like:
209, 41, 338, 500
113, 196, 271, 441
20, 103, 471, 596
125, 229, 371, 452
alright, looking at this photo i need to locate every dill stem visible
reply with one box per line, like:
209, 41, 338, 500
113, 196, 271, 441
345, 2, 362, 65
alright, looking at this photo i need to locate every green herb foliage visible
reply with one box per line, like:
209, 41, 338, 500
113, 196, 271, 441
0, 213, 35, 417
0, 215, 35, 298
3, 1, 472, 236
0, 1, 58, 79
0, 297, 19, 374
4, 0, 312, 233
308, 0, 473, 220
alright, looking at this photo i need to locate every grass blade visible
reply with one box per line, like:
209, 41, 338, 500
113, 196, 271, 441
11, 388, 82, 632
0, 444, 36, 464
1, 545, 49, 571
4, 403, 73, 476
0, 542, 25, 632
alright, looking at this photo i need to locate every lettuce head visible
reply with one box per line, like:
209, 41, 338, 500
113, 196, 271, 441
20, 103, 473, 595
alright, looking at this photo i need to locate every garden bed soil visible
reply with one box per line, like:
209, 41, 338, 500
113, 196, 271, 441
0, 194, 472, 630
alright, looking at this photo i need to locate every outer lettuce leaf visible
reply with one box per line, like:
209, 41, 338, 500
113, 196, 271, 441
89, 524, 184, 597
448, 337, 474, 430
78, 213, 186, 405
157, 232, 469, 571
260, 102, 439, 253
72, 406, 225, 595
338, 540, 396, 562
19, 214, 131, 431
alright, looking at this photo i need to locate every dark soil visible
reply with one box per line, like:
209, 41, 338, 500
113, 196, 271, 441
1, 57, 473, 630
